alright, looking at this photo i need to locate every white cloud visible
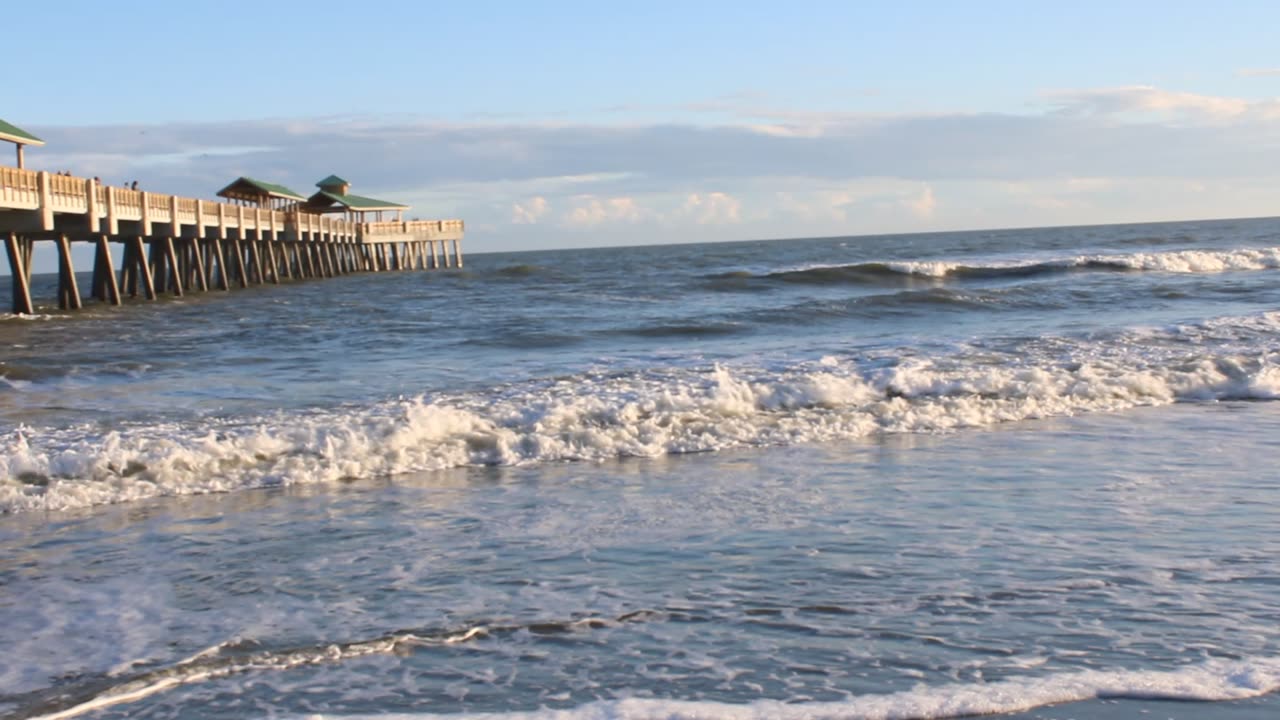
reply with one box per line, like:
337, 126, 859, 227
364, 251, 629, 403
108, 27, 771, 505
1065, 177, 1115, 191
17, 81, 1280, 255
1237, 68, 1280, 77
511, 196, 549, 224
1044, 85, 1250, 121
679, 192, 742, 225
772, 179, 942, 226
904, 184, 936, 218
562, 195, 645, 228
745, 124, 827, 138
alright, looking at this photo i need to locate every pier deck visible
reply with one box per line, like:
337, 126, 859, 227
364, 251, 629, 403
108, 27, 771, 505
0, 168, 464, 314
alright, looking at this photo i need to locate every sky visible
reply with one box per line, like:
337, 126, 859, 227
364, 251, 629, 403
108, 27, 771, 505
6, 0, 1280, 256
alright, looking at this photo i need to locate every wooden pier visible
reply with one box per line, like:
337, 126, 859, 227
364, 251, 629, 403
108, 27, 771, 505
0, 134, 464, 315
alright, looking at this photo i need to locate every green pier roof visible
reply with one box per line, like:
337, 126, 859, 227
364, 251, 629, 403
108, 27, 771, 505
216, 176, 308, 202
0, 118, 45, 146
312, 190, 409, 211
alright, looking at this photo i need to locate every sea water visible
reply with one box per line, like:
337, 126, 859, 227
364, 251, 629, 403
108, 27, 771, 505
2, 218, 1280, 719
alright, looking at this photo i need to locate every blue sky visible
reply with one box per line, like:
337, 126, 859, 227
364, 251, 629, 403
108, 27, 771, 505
6, 0, 1280, 255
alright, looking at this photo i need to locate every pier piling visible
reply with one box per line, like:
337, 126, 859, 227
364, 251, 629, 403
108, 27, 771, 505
5, 232, 33, 315
56, 234, 82, 310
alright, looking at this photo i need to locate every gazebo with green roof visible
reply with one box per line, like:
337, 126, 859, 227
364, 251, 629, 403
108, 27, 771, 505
0, 118, 44, 170
304, 174, 409, 222
216, 177, 309, 210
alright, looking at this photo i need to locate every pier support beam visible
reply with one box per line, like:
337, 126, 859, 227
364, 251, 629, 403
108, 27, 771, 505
231, 238, 248, 288
314, 243, 327, 277
135, 237, 157, 300
212, 238, 230, 291
247, 237, 265, 285
5, 233, 34, 315
119, 237, 157, 300
264, 239, 281, 283
190, 239, 209, 292
163, 237, 184, 297
92, 235, 122, 305
321, 243, 335, 277
57, 235, 83, 310
276, 243, 291, 280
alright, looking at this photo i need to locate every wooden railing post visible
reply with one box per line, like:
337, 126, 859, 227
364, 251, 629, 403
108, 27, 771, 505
140, 191, 152, 236
86, 178, 100, 233
38, 171, 53, 230
169, 194, 181, 237
106, 186, 119, 234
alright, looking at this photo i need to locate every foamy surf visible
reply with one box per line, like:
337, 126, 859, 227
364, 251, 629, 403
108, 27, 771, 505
4, 311, 1280, 514
24, 657, 1280, 720
890, 246, 1280, 278
764, 245, 1280, 283
12, 611, 1280, 720
15, 628, 492, 720
305, 656, 1280, 719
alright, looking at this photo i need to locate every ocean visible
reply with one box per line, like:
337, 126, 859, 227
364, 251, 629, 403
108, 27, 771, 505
2, 217, 1280, 719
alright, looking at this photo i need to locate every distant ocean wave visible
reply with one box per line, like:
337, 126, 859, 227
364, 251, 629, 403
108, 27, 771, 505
6, 310, 1280, 515
733, 288, 1016, 326
610, 322, 746, 338
493, 263, 552, 278
711, 245, 1280, 286
461, 331, 586, 349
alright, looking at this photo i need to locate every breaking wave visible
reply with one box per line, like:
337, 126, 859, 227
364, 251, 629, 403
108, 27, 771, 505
743, 245, 1280, 286
4, 310, 1280, 515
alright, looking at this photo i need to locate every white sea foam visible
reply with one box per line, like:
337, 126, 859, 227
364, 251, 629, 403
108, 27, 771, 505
1100, 246, 1280, 273
25, 634, 426, 720
21, 637, 1280, 720
301, 658, 1280, 720
885, 245, 1280, 277
4, 312, 1280, 514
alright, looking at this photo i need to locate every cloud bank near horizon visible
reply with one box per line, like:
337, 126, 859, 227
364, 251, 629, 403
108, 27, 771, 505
22, 84, 1280, 252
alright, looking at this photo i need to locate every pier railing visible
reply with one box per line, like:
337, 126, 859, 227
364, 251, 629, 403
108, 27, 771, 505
1, 167, 40, 208
362, 219, 466, 241
0, 169, 463, 244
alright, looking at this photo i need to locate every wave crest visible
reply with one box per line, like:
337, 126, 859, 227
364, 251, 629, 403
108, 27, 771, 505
6, 311, 1280, 514
742, 246, 1280, 286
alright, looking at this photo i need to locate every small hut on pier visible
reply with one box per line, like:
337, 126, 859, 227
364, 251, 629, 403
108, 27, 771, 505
304, 174, 409, 222
0, 118, 44, 169
215, 177, 308, 210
